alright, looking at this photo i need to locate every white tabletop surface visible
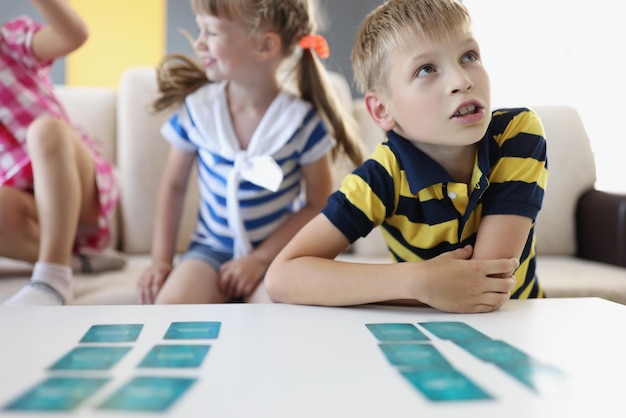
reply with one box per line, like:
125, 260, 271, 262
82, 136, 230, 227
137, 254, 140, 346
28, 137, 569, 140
0, 297, 623, 417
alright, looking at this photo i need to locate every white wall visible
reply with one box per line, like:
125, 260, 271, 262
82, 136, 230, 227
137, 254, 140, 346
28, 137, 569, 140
465, 0, 624, 192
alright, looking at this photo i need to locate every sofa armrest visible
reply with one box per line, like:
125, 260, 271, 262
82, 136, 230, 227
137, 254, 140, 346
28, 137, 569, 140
576, 189, 626, 267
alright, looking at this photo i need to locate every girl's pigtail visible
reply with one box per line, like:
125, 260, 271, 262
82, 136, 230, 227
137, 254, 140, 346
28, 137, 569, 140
152, 53, 209, 113
296, 45, 365, 168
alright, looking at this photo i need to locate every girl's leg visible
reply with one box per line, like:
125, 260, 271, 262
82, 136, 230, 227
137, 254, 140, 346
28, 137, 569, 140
155, 258, 229, 304
28, 116, 100, 266
0, 187, 40, 262
4, 116, 99, 306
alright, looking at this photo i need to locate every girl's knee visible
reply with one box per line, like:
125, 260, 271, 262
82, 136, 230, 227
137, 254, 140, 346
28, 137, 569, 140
26, 117, 74, 154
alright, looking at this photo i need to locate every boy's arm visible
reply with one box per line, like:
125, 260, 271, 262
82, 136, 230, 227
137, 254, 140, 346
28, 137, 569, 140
265, 214, 519, 313
471, 214, 532, 276
30, 0, 89, 61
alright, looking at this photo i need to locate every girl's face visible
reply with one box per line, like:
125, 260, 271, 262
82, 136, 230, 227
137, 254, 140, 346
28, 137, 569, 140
193, 13, 260, 82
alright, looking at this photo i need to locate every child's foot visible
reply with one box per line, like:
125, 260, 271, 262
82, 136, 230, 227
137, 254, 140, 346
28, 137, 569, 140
3, 262, 72, 306
3, 282, 65, 306
71, 249, 127, 274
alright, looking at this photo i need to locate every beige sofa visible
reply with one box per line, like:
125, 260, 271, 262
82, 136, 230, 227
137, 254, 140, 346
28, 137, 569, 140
1, 66, 626, 305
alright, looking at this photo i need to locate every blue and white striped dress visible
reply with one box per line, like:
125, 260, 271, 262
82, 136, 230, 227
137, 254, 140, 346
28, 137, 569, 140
161, 81, 335, 257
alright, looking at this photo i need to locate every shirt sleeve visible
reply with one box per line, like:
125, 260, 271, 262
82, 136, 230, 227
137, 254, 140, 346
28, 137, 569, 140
298, 114, 336, 166
482, 108, 549, 220
322, 143, 397, 243
0, 16, 46, 71
160, 104, 199, 154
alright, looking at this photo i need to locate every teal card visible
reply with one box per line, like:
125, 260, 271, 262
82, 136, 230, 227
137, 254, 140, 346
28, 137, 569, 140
366, 323, 429, 342
138, 345, 211, 368
379, 343, 451, 370
402, 369, 492, 402
98, 376, 197, 412
3, 377, 110, 411
80, 324, 143, 343
49, 346, 132, 370
419, 322, 488, 341
164, 321, 221, 340
499, 362, 567, 392
455, 339, 532, 365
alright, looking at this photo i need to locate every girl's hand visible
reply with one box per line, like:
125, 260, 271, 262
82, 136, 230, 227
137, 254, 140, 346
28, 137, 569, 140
137, 261, 173, 304
218, 256, 266, 299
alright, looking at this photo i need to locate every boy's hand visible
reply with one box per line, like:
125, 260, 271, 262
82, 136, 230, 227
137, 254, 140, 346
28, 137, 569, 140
413, 245, 518, 314
218, 256, 266, 299
137, 261, 173, 304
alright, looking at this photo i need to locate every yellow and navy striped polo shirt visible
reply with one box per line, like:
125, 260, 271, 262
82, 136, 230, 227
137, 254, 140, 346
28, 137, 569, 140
322, 107, 548, 299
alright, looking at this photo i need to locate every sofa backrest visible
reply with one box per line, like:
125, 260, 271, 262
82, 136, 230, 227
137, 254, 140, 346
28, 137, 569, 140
531, 105, 596, 255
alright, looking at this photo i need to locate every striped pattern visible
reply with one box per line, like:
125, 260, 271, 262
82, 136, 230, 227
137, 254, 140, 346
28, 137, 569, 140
162, 83, 335, 254
323, 107, 548, 299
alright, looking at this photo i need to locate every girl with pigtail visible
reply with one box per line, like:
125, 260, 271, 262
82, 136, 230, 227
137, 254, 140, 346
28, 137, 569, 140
137, 0, 364, 304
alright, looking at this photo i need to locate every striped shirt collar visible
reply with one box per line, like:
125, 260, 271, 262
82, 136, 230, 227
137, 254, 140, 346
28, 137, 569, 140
384, 129, 491, 195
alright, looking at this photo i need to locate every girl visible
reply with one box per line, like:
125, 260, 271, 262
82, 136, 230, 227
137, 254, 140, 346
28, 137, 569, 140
0, 0, 122, 306
137, 0, 364, 304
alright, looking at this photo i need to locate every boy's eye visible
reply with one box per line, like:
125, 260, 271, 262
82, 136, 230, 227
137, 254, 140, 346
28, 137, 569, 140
461, 51, 479, 63
416, 64, 436, 78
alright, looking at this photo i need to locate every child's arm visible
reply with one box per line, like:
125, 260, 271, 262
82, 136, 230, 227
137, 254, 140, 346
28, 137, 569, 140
218, 153, 335, 298
30, 0, 89, 61
472, 214, 532, 276
137, 146, 195, 304
265, 214, 519, 313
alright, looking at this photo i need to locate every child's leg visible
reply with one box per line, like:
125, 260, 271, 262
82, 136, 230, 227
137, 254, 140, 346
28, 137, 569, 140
0, 188, 40, 262
245, 280, 274, 303
155, 258, 229, 304
4, 116, 99, 306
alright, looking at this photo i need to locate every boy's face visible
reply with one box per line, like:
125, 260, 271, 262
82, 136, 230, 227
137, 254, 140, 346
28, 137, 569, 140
365, 30, 491, 149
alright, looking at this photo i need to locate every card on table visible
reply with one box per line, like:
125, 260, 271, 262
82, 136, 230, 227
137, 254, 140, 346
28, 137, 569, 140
98, 376, 197, 412
379, 343, 451, 370
48, 346, 132, 371
455, 339, 532, 365
80, 324, 144, 343
138, 345, 211, 368
3, 377, 110, 412
418, 321, 488, 341
499, 362, 567, 393
164, 321, 221, 340
366, 323, 430, 342
401, 368, 492, 402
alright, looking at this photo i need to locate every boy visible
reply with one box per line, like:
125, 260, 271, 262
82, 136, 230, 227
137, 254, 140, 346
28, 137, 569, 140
265, 0, 548, 313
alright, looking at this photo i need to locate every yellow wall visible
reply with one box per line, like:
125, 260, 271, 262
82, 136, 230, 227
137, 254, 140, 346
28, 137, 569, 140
66, 0, 165, 88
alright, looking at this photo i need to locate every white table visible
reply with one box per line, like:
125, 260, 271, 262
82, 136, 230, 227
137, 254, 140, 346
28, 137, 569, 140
0, 297, 623, 417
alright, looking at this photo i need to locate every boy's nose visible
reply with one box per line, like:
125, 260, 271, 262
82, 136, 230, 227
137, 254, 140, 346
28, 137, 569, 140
449, 69, 473, 94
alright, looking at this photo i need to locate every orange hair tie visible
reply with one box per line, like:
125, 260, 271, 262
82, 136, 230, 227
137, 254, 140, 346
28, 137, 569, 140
298, 34, 330, 59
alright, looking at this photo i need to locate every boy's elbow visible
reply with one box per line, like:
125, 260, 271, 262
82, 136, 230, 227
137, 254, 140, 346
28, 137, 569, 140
264, 262, 291, 304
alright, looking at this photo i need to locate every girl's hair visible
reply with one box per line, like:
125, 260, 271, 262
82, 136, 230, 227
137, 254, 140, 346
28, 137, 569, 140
352, 0, 471, 97
153, 0, 364, 167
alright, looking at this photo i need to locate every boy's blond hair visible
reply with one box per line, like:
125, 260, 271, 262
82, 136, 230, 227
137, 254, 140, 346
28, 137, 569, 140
351, 0, 471, 96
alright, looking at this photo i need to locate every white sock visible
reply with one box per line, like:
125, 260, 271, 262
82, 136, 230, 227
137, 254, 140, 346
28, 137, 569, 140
3, 262, 73, 306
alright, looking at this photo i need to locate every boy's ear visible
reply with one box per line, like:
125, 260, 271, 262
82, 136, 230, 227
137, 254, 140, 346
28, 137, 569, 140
257, 32, 281, 61
364, 92, 395, 131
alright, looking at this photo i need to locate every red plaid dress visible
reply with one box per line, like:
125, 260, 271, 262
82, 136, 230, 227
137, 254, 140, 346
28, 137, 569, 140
0, 16, 119, 250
